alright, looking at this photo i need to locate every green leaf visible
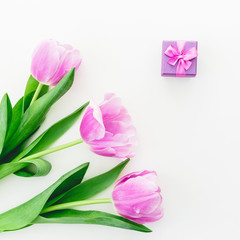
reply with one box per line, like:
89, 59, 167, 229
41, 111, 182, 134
5, 97, 24, 142
0, 127, 40, 164
52, 159, 130, 205
0, 158, 51, 179
0, 162, 89, 232
12, 102, 89, 163
2, 69, 75, 158
0, 94, 12, 154
4, 83, 49, 147
15, 159, 52, 177
24, 75, 49, 111
24, 102, 88, 156
47, 162, 89, 204
34, 209, 151, 233
24, 75, 38, 100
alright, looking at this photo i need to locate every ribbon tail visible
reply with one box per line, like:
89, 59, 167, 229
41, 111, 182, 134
183, 60, 192, 70
176, 59, 186, 77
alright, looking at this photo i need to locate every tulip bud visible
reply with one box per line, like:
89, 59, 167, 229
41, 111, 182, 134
112, 170, 163, 224
80, 93, 137, 159
31, 39, 81, 86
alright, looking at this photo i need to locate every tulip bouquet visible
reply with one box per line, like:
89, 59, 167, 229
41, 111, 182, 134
0, 40, 163, 233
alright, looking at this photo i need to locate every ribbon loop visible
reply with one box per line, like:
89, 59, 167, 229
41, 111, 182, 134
164, 45, 179, 58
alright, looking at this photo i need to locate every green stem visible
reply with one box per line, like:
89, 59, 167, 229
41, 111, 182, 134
30, 83, 43, 106
18, 138, 83, 162
41, 198, 112, 214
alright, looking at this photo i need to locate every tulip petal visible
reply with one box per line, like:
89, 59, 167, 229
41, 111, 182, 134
49, 49, 81, 86
91, 146, 116, 157
115, 193, 161, 217
91, 132, 128, 147
112, 171, 163, 224
31, 39, 81, 86
31, 40, 60, 84
113, 144, 136, 159
115, 170, 157, 187
104, 121, 135, 135
113, 175, 160, 201
80, 102, 105, 142
100, 94, 122, 118
80, 94, 137, 159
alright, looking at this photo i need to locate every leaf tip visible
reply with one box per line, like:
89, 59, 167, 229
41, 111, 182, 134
122, 158, 130, 166
143, 227, 152, 233
84, 162, 90, 168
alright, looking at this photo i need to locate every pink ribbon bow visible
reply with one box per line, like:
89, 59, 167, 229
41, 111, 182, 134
164, 41, 198, 77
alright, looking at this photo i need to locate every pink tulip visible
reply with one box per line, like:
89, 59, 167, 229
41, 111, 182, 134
112, 170, 163, 224
31, 39, 81, 86
80, 93, 137, 159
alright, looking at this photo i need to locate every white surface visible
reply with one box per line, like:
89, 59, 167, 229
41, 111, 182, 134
0, 0, 240, 239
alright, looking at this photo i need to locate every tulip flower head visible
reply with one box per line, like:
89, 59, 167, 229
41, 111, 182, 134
80, 93, 137, 159
112, 170, 163, 224
31, 39, 81, 86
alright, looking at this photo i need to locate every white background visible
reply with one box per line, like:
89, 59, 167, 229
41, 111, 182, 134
0, 0, 240, 239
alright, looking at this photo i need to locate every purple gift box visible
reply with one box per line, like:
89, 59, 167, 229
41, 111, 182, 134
161, 40, 198, 77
